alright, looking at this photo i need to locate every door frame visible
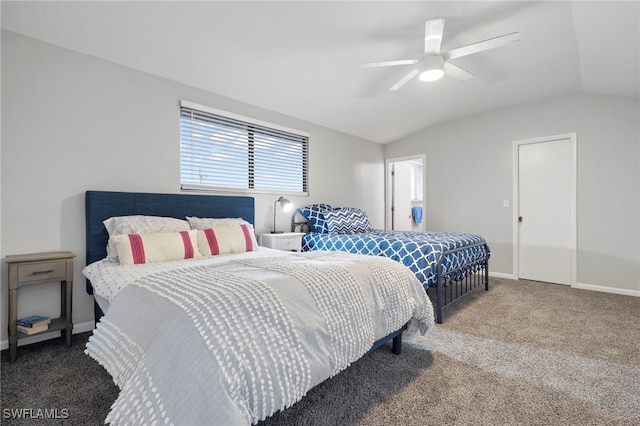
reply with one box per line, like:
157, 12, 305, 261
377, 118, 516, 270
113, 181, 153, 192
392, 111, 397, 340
512, 132, 577, 286
385, 154, 426, 231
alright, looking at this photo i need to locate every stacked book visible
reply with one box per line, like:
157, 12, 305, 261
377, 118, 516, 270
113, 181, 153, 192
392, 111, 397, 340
16, 315, 51, 335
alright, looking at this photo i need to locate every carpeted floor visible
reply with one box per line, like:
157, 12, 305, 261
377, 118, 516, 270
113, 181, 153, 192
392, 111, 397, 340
2, 278, 639, 425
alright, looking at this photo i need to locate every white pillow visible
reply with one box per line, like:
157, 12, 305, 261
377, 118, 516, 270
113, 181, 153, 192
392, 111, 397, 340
111, 230, 200, 265
186, 216, 249, 230
103, 215, 191, 260
197, 224, 258, 256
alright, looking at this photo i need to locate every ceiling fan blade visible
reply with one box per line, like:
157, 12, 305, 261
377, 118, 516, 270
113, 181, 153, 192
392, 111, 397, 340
424, 18, 445, 54
443, 62, 474, 81
390, 69, 419, 91
359, 59, 419, 68
445, 32, 520, 60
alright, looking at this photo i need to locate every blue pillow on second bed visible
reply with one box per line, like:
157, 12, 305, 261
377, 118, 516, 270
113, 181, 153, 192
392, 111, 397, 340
324, 207, 374, 234
297, 204, 332, 233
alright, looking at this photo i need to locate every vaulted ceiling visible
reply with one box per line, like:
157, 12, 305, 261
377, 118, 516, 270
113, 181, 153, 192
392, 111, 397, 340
2, 1, 639, 143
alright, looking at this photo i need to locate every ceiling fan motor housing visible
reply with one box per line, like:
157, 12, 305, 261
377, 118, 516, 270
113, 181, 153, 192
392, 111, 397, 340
419, 55, 445, 81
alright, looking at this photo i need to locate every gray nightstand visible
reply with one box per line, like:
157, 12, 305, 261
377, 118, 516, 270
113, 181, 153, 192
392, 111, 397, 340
6, 251, 75, 363
258, 232, 305, 252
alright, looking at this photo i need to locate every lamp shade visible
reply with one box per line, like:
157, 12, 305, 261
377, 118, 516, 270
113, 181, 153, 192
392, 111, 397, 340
273, 196, 293, 233
278, 197, 293, 212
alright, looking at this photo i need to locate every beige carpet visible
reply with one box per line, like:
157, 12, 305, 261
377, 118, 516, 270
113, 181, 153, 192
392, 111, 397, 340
262, 278, 640, 426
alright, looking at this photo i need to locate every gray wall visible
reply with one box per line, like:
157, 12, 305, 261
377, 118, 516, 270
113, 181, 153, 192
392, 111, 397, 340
0, 31, 384, 342
385, 92, 640, 294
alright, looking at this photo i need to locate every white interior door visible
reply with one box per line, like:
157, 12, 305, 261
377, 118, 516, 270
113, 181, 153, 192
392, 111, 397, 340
392, 162, 413, 231
516, 136, 575, 285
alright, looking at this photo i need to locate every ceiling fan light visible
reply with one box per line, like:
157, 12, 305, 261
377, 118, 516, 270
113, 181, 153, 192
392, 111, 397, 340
419, 68, 444, 82
418, 54, 445, 82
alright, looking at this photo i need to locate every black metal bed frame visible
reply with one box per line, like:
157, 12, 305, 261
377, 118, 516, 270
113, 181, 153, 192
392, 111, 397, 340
428, 242, 490, 323
293, 221, 490, 324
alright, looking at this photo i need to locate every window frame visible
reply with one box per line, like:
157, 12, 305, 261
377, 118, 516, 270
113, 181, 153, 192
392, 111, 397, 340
179, 100, 309, 196
410, 161, 424, 202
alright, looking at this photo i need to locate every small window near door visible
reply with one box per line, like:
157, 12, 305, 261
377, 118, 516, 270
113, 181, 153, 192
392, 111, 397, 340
409, 161, 423, 202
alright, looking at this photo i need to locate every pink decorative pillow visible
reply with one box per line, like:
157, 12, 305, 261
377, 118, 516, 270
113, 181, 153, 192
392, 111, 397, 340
111, 230, 200, 265
197, 224, 258, 256
103, 215, 191, 260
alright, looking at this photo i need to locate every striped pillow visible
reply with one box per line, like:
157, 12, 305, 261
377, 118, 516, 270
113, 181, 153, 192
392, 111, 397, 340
103, 215, 192, 261
324, 207, 374, 234
197, 224, 258, 256
111, 230, 199, 265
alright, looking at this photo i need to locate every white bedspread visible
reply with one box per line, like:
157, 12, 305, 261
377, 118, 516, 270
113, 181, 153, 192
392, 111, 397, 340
84, 249, 434, 425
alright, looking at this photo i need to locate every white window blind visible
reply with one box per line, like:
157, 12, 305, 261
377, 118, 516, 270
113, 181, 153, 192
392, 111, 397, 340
410, 162, 423, 201
180, 101, 308, 194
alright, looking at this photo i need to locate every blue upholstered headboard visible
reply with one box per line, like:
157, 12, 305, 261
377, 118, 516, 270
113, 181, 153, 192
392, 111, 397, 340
85, 190, 255, 297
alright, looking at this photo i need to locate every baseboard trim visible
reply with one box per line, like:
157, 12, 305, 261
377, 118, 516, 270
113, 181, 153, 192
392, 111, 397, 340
574, 282, 640, 297
489, 272, 514, 280
489, 273, 639, 297
0, 320, 95, 351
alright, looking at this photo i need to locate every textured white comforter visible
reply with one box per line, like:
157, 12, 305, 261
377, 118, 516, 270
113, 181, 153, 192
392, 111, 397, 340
85, 249, 434, 425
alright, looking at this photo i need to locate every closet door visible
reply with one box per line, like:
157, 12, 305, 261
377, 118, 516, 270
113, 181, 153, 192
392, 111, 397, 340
516, 135, 576, 285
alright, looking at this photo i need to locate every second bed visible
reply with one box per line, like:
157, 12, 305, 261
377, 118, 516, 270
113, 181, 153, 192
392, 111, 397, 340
295, 204, 491, 323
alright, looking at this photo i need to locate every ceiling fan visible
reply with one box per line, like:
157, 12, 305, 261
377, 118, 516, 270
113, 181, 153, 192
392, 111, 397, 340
361, 19, 520, 90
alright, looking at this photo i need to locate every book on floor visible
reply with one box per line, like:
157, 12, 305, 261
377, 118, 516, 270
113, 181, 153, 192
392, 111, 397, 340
17, 324, 49, 335
16, 315, 51, 328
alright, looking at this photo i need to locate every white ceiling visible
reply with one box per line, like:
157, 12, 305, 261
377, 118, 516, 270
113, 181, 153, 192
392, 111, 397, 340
2, 1, 639, 144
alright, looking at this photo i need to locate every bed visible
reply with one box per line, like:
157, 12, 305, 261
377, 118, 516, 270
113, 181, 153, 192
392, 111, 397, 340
294, 204, 490, 324
83, 190, 434, 425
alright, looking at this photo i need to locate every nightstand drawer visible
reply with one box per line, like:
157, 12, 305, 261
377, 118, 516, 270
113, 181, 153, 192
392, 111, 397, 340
277, 237, 300, 251
258, 232, 304, 252
17, 260, 67, 284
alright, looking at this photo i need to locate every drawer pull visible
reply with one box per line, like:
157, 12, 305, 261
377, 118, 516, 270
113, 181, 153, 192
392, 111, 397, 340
30, 269, 55, 275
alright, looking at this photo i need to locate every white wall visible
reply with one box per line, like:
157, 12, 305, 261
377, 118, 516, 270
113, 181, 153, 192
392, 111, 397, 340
0, 31, 385, 343
385, 92, 640, 295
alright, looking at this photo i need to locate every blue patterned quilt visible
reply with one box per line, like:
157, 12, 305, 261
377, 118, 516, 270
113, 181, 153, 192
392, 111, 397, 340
302, 230, 489, 288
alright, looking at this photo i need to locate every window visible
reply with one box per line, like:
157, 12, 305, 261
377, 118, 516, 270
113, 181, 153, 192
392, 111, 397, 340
180, 101, 308, 195
409, 161, 423, 202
